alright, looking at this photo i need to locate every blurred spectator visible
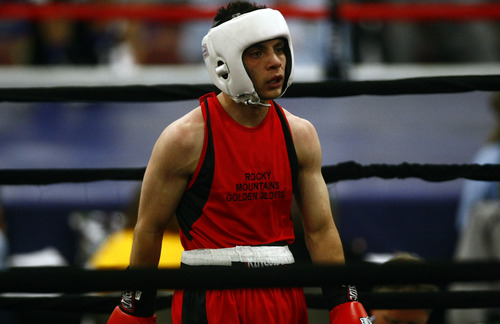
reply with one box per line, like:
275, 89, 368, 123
448, 100, 500, 323
29, 18, 99, 65
1, 0, 498, 66
87, 187, 183, 269
446, 200, 500, 324
455, 92, 500, 233
0, 20, 31, 64
381, 21, 499, 63
448, 138, 500, 324
370, 252, 439, 324
119, 21, 182, 65
347, 0, 500, 63
69, 208, 121, 267
0, 0, 336, 69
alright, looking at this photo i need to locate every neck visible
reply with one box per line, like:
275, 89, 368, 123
218, 92, 270, 127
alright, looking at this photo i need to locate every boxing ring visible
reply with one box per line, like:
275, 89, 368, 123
1, 2, 500, 322
1, 75, 500, 316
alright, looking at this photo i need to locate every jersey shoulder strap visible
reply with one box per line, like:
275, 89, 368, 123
272, 101, 299, 193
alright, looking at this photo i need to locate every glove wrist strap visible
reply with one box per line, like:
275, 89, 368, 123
321, 285, 358, 311
119, 267, 157, 317
120, 288, 157, 317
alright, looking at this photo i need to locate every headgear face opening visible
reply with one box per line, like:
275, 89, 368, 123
202, 8, 294, 105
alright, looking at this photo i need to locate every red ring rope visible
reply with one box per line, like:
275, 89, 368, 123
0, 3, 328, 22
0, 2, 499, 22
339, 2, 500, 22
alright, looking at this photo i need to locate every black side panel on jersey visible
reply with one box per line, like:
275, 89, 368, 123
181, 289, 208, 324
175, 98, 215, 240
273, 101, 299, 195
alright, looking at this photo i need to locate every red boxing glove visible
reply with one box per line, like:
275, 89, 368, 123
108, 306, 157, 324
329, 301, 372, 324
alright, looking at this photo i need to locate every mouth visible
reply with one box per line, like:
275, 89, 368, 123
267, 75, 284, 89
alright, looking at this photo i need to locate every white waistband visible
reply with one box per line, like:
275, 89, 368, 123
181, 245, 295, 267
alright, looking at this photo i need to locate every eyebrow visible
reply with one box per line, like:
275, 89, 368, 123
247, 39, 285, 51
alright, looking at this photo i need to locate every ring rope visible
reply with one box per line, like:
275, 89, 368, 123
338, 2, 500, 22
321, 162, 500, 183
0, 167, 146, 185
1, 290, 500, 313
2, 162, 500, 185
1, 2, 499, 22
1, 262, 499, 293
0, 3, 328, 22
1, 75, 499, 103
0, 295, 173, 314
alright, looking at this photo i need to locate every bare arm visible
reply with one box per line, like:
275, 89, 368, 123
287, 113, 373, 320
129, 108, 204, 267
287, 113, 345, 266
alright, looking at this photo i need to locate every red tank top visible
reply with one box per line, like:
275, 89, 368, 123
176, 93, 299, 250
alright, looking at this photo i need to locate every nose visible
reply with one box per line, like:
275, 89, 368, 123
267, 52, 282, 70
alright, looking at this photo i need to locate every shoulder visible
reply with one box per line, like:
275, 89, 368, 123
281, 108, 319, 149
283, 110, 317, 140
152, 106, 205, 175
159, 106, 205, 145
281, 108, 321, 167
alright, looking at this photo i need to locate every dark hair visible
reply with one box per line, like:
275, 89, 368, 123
373, 253, 439, 295
212, 1, 267, 27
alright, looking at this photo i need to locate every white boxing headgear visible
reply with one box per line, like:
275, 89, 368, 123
202, 8, 294, 105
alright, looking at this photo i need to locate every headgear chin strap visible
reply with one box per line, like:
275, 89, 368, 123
202, 8, 294, 105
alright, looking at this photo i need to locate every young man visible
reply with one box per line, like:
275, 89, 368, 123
108, 1, 370, 323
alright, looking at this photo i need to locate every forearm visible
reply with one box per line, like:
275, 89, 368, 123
305, 226, 345, 265
129, 226, 164, 268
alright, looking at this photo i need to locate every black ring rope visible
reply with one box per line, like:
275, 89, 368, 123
0, 295, 173, 314
1, 262, 499, 293
1, 291, 500, 313
1, 75, 499, 103
322, 161, 500, 183
2, 162, 500, 185
0, 167, 146, 185
310, 291, 500, 310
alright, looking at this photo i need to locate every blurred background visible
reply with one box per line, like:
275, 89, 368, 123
0, 0, 499, 322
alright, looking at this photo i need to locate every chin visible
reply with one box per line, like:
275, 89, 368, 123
259, 90, 282, 101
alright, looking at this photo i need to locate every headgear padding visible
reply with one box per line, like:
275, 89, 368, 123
202, 8, 294, 105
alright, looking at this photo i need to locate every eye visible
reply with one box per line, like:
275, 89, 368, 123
248, 49, 262, 58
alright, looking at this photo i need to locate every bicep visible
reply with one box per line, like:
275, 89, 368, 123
136, 120, 201, 234
130, 118, 202, 266
291, 118, 344, 264
292, 119, 333, 233
136, 152, 188, 234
